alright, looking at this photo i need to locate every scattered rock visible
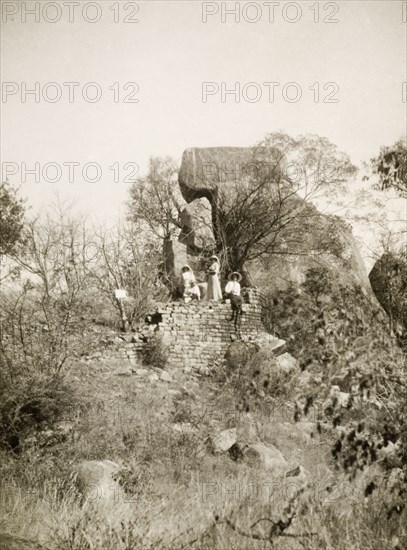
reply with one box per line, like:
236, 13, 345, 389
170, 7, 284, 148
242, 442, 287, 472
135, 368, 149, 377
149, 373, 159, 383
276, 352, 299, 373
198, 365, 210, 376
160, 371, 172, 382
329, 385, 350, 407
183, 366, 192, 374
236, 413, 259, 444
285, 465, 308, 483
209, 428, 237, 454
72, 460, 123, 506
113, 365, 133, 376
172, 422, 198, 434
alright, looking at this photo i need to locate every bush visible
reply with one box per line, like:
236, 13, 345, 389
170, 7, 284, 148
262, 267, 407, 520
0, 359, 77, 453
141, 333, 169, 369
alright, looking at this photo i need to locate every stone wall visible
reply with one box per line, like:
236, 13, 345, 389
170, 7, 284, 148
84, 288, 285, 369
154, 288, 283, 369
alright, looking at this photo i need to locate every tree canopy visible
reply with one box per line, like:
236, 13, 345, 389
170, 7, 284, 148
369, 139, 407, 198
0, 182, 25, 256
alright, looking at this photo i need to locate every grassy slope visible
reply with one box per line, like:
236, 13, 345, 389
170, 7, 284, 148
0, 351, 405, 550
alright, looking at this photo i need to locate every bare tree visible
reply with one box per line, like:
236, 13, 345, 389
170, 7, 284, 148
4, 202, 93, 373
91, 222, 168, 331
208, 132, 358, 282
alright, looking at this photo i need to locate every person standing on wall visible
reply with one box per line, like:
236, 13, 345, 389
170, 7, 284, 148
206, 255, 222, 301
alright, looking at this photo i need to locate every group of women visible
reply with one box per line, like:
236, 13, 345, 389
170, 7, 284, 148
181, 256, 242, 309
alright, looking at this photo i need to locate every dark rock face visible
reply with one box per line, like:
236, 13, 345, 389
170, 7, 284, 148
178, 147, 370, 291
369, 253, 407, 336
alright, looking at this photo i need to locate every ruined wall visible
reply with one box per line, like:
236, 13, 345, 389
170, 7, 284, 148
84, 289, 284, 369
154, 288, 273, 369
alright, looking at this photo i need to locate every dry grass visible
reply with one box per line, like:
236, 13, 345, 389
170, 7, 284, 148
1, 352, 406, 549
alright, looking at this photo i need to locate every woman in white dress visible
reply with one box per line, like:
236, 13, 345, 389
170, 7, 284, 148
206, 255, 222, 301
181, 265, 200, 303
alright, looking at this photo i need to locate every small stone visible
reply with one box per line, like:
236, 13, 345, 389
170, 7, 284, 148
113, 365, 133, 376
149, 373, 159, 383
209, 428, 237, 454
276, 352, 299, 373
160, 371, 172, 382
135, 368, 149, 376
243, 442, 287, 472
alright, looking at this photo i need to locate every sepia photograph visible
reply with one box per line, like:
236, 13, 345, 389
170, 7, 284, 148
0, 1, 406, 548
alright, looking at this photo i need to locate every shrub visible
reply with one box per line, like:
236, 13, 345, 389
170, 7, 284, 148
141, 333, 169, 369
0, 359, 77, 453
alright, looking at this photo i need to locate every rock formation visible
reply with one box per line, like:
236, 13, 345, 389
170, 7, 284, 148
178, 146, 370, 291
179, 197, 215, 252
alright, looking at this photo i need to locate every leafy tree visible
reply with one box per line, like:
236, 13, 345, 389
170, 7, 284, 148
0, 181, 25, 256
368, 139, 407, 198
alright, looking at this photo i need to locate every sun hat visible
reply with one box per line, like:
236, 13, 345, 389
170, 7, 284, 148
209, 255, 219, 262
181, 265, 191, 271
228, 271, 242, 282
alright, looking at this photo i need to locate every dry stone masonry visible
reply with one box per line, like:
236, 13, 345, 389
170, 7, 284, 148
153, 288, 284, 369
85, 289, 285, 369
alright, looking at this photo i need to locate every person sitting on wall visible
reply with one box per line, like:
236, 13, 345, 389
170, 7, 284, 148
224, 272, 243, 326
181, 265, 200, 303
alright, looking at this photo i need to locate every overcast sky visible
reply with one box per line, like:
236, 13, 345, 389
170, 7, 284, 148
1, 0, 406, 226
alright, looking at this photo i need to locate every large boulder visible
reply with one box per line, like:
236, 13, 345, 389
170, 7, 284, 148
178, 147, 370, 291
179, 147, 284, 202
369, 253, 407, 337
179, 198, 215, 252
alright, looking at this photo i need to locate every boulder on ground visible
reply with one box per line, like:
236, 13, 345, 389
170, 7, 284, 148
236, 413, 260, 444
72, 459, 123, 506
242, 442, 288, 472
209, 428, 237, 454
275, 352, 299, 373
113, 365, 133, 376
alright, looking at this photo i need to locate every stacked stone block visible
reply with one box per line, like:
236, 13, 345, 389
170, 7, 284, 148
85, 289, 281, 369
154, 288, 267, 369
